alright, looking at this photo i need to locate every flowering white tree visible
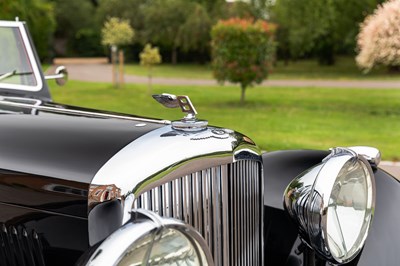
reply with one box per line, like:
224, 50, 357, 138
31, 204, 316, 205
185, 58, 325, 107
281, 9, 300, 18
356, 0, 400, 72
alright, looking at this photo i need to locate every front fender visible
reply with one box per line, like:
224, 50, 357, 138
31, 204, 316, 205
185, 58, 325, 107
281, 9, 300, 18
262, 150, 400, 265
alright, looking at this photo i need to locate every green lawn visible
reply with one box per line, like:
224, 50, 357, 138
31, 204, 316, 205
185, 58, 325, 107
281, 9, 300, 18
125, 63, 213, 79
50, 80, 400, 160
124, 56, 400, 80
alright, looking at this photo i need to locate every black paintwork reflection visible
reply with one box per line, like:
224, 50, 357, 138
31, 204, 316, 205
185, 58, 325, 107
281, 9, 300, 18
357, 168, 400, 265
88, 199, 123, 245
0, 170, 88, 218
0, 202, 88, 266
263, 150, 329, 210
0, 107, 163, 184
263, 150, 400, 266
263, 150, 329, 265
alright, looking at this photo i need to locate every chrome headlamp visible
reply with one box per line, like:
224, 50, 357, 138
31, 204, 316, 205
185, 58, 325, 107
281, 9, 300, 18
284, 147, 377, 264
85, 209, 213, 266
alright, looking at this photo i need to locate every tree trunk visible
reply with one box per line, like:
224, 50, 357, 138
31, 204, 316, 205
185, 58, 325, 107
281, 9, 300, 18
119, 50, 124, 87
388, 65, 400, 74
148, 66, 152, 94
317, 34, 335, 66
171, 47, 177, 65
111, 45, 117, 88
240, 84, 246, 104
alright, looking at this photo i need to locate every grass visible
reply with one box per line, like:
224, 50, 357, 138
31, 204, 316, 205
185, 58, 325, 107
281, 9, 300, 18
50, 80, 400, 161
124, 56, 400, 80
271, 57, 399, 80
125, 64, 213, 79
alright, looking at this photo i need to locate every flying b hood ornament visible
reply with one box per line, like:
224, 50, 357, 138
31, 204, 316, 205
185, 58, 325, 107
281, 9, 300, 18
152, 93, 208, 131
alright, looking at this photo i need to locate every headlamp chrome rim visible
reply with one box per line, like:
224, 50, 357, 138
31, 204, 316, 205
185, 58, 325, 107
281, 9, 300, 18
283, 147, 376, 264
85, 209, 214, 266
310, 151, 375, 263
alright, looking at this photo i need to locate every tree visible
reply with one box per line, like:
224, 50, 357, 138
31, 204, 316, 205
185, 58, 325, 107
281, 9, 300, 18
141, 0, 189, 64
222, 0, 273, 20
101, 17, 134, 87
272, 0, 336, 64
272, 0, 383, 65
141, 0, 211, 64
51, 0, 101, 57
101, 17, 134, 47
179, 3, 212, 53
0, 0, 55, 62
211, 18, 276, 104
356, 0, 400, 72
139, 44, 162, 93
185, 0, 226, 23
96, 0, 146, 40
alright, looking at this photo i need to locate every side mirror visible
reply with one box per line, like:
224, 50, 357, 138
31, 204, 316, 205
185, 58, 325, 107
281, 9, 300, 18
45, 66, 68, 86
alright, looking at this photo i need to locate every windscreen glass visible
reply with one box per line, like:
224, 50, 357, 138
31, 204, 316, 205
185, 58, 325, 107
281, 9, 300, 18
0, 26, 37, 87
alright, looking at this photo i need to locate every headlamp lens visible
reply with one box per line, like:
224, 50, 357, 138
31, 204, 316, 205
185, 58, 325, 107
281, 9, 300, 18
118, 228, 205, 266
326, 159, 374, 261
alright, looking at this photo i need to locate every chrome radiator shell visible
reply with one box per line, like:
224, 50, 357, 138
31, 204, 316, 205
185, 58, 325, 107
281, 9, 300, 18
89, 125, 263, 265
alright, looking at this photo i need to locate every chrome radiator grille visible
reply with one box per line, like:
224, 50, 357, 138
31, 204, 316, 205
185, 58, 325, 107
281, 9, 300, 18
133, 160, 263, 265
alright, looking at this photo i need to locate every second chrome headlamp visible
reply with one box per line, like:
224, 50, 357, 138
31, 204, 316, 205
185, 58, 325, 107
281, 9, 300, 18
284, 147, 377, 264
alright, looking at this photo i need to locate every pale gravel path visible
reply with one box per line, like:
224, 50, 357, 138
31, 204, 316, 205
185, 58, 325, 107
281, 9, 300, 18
48, 63, 400, 89
380, 162, 400, 181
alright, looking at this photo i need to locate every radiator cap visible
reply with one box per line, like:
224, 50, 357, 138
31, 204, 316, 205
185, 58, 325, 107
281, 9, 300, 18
153, 93, 208, 132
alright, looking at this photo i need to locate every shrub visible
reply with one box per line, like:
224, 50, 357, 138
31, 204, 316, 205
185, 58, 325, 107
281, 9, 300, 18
356, 0, 400, 72
211, 18, 276, 104
139, 43, 162, 93
101, 17, 134, 47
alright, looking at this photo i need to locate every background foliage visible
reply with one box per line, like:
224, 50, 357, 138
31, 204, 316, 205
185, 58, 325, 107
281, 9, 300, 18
139, 43, 162, 92
211, 18, 276, 103
1, 0, 396, 68
0, 0, 55, 62
101, 17, 134, 47
356, 0, 400, 72
51, 0, 103, 57
272, 0, 384, 65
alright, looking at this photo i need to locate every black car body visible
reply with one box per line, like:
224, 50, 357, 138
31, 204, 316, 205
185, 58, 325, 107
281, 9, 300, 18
0, 20, 399, 266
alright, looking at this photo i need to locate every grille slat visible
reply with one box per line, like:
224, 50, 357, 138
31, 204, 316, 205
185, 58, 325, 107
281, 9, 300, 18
0, 224, 45, 266
135, 160, 262, 266
212, 168, 219, 264
230, 163, 235, 265
221, 165, 229, 266
193, 173, 199, 231
255, 161, 260, 266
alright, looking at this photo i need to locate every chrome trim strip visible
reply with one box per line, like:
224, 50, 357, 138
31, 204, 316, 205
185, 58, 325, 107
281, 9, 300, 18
0, 96, 170, 124
347, 146, 381, 168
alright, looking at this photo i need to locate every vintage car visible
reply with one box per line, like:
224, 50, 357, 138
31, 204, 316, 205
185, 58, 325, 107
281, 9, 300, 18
0, 19, 399, 266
